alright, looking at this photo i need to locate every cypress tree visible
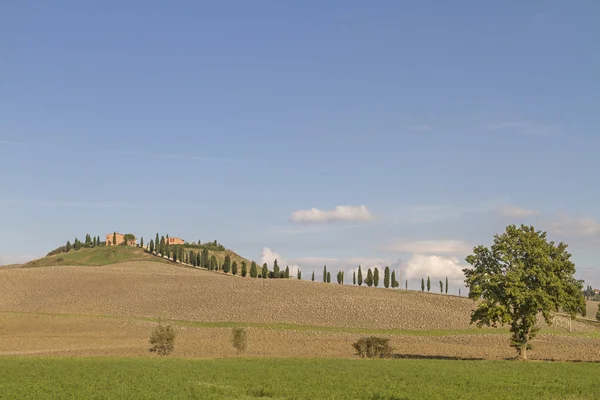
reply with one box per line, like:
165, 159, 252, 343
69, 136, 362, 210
406, 280, 408, 290
439, 280, 443, 293
232, 261, 238, 275
273, 259, 280, 277
427, 276, 431, 292
323, 265, 327, 283
358, 265, 363, 286
223, 255, 231, 273
172, 250, 177, 262
92, 236, 96, 247
421, 278, 425, 292
155, 233, 159, 253
97, 236, 101, 246
391, 270, 398, 288
336, 271, 341, 284
241, 261, 247, 277
459, 288, 461, 297
353, 271, 356, 285
384, 266, 390, 288
285, 265, 290, 278
373, 268, 379, 287
209, 255, 218, 270
191, 251, 196, 267
311, 271, 314, 281
262, 263, 268, 279
341, 271, 344, 283
445, 276, 448, 294
326, 272, 331, 283
159, 236, 165, 256
66, 241, 71, 252
202, 248, 209, 268
365, 269, 373, 287
85, 234, 91, 247
196, 252, 201, 267
250, 261, 257, 278
297, 269, 301, 280
140, 237, 144, 249
149, 239, 154, 253
596, 304, 600, 321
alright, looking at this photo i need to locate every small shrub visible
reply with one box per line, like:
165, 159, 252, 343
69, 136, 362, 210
352, 336, 393, 359
231, 327, 248, 354
149, 320, 176, 356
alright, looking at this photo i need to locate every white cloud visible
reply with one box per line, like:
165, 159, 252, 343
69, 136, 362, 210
260, 247, 301, 276
403, 254, 466, 282
383, 240, 472, 255
496, 205, 540, 219
545, 212, 600, 238
290, 205, 374, 223
485, 121, 561, 137
0, 254, 37, 266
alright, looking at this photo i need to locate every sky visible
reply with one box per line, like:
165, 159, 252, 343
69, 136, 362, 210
1, 1, 599, 290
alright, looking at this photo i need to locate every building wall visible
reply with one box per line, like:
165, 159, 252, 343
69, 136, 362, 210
106, 233, 136, 246
167, 237, 185, 245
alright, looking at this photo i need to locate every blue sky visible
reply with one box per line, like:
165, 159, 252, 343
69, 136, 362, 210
1, 1, 599, 289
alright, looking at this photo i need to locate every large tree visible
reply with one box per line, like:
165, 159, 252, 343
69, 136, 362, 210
464, 224, 585, 360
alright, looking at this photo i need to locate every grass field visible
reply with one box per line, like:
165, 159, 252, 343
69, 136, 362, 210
1, 357, 599, 399
22, 246, 168, 268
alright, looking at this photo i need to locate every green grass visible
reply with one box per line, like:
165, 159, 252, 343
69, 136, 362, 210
0, 357, 598, 399
22, 246, 170, 268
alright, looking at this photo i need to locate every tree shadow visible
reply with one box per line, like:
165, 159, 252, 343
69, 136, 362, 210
389, 353, 484, 361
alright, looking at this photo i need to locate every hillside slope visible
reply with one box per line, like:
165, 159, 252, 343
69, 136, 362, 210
2, 261, 476, 331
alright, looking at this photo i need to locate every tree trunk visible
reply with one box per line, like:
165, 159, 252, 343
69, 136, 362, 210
517, 345, 527, 360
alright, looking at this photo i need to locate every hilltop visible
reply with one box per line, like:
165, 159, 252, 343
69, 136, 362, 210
21, 243, 253, 270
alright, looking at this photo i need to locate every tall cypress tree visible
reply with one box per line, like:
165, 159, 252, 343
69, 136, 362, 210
336, 271, 341, 284
406, 280, 408, 290
232, 261, 238, 275
373, 268, 379, 287
427, 276, 431, 292
311, 271, 314, 281
140, 237, 144, 249
196, 252, 201, 267
262, 263, 268, 279
209, 255, 218, 270
285, 265, 290, 278
439, 280, 443, 293
391, 270, 398, 288
66, 241, 71, 252
273, 259, 280, 277
384, 266, 390, 288
159, 236, 165, 256
353, 271, 356, 285
149, 239, 155, 253
113, 231, 117, 246
241, 261, 247, 277
326, 271, 331, 283
155, 233, 159, 253
445, 276, 448, 294
297, 269, 301, 279
323, 265, 327, 283
223, 255, 231, 273
358, 266, 363, 286
421, 278, 425, 292
202, 248, 209, 268
250, 261, 257, 278
365, 269, 373, 287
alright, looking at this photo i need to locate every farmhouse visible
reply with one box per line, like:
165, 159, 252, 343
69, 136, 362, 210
166, 236, 185, 245
106, 232, 136, 246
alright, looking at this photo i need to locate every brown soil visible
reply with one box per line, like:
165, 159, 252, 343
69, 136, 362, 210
1, 262, 599, 361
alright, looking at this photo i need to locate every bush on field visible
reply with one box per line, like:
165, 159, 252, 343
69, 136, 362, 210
149, 320, 176, 356
231, 327, 248, 354
352, 336, 393, 359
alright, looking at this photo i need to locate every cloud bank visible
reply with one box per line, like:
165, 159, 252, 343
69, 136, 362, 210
496, 205, 540, 219
290, 205, 374, 223
383, 240, 472, 255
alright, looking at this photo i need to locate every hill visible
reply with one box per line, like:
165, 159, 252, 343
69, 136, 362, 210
21, 245, 253, 270
1, 261, 599, 360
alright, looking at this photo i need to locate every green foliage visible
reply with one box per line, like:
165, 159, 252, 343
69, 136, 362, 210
596, 304, 600, 322
323, 265, 327, 283
172, 250, 177, 262
232, 261, 238, 275
241, 261, 247, 277
337, 271, 342, 284
427, 276, 430, 292
391, 270, 399, 288
365, 269, 373, 287
113, 232, 117, 245
231, 327, 248, 355
65, 241, 71, 252
464, 224, 586, 360
384, 266, 390, 288
358, 265, 363, 286
285, 265, 289, 278
2, 358, 600, 399
149, 239, 154, 253
326, 272, 331, 283
155, 233, 159, 253
262, 263, 268, 279
297, 269, 301, 280
250, 261, 257, 278
159, 236, 165, 256
406, 280, 408, 290
373, 268, 379, 287
149, 320, 176, 356
201, 248, 209, 268
353, 271, 356, 285
445, 276, 448, 294
352, 336, 393, 359
209, 255, 218, 270
311, 271, 314, 281
140, 237, 144, 249
440, 280, 443, 293
421, 278, 425, 292
222, 255, 231, 273
273, 259, 280, 277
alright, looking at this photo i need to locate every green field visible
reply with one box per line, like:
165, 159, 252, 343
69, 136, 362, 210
1, 357, 598, 400
22, 246, 167, 268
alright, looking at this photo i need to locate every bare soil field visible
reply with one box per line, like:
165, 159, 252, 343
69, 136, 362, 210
1, 262, 598, 361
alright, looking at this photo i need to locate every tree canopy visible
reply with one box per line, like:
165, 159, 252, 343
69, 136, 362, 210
463, 224, 585, 360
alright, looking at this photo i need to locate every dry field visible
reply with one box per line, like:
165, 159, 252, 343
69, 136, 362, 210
1, 261, 599, 361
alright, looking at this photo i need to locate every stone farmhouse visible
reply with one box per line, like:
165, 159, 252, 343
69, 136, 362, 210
106, 232, 136, 246
166, 236, 185, 245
